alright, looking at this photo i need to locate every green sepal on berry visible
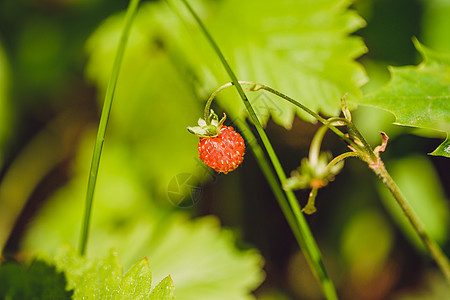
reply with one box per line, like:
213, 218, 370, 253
188, 110, 245, 174
187, 110, 226, 138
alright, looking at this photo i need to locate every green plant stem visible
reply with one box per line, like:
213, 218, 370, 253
303, 188, 318, 215
327, 152, 360, 169
345, 121, 377, 161
309, 126, 329, 165
237, 122, 337, 298
325, 116, 374, 152
202, 78, 450, 281
78, 0, 141, 256
179, 1, 338, 298
204, 82, 233, 122
254, 84, 367, 157
204, 80, 360, 152
372, 163, 450, 282
331, 118, 449, 280
237, 122, 303, 252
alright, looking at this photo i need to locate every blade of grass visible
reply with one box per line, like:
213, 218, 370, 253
78, 0, 141, 256
177, 1, 338, 298
238, 122, 338, 297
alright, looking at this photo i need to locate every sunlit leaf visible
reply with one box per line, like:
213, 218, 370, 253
356, 40, 450, 157
53, 244, 174, 299
150, 276, 175, 300
168, 0, 368, 127
22, 133, 264, 300
87, 0, 367, 132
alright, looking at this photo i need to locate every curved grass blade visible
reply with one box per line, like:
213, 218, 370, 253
78, 0, 141, 256
177, 0, 338, 298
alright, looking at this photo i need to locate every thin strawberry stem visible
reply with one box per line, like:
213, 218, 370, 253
78, 0, 140, 256
249, 83, 356, 148
345, 121, 377, 161
303, 188, 318, 215
205, 81, 361, 152
178, 1, 338, 298
204, 82, 233, 123
248, 80, 450, 280
327, 152, 360, 169
238, 120, 338, 298
237, 122, 304, 252
180, 0, 450, 282
309, 126, 329, 165
371, 162, 450, 282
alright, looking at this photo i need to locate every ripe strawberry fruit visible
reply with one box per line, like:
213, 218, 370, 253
198, 126, 245, 174
188, 110, 245, 174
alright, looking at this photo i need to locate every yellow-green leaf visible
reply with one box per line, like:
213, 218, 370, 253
54, 245, 172, 299
150, 276, 175, 300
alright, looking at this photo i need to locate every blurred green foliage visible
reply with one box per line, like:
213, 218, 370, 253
21, 133, 264, 299
0, 0, 448, 299
341, 209, 394, 281
422, 0, 450, 52
378, 155, 449, 250
0, 42, 10, 169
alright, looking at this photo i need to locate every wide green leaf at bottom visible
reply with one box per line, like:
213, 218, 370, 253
54, 245, 174, 299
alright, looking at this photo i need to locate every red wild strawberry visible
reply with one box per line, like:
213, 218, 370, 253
188, 110, 245, 174
198, 126, 245, 174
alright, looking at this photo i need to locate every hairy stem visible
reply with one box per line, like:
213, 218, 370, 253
251, 83, 358, 150
78, 0, 141, 256
205, 80, 360, 151
202, 78, 450, 281
372, 163, 450, 282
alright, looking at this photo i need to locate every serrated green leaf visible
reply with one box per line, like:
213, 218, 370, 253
0, 259, 72, 299
429, 134, 450, 156
22, 132, 264, 300
55, 246, 124, 299
121, 258, 153, 298
165, 0, 368, 127
356, 40, 450, 157
150, 276, 175, 300
54, 245, 169, 299
87, 0, 367, 132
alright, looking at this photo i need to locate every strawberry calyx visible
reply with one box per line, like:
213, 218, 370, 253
187, 110, 227, 138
